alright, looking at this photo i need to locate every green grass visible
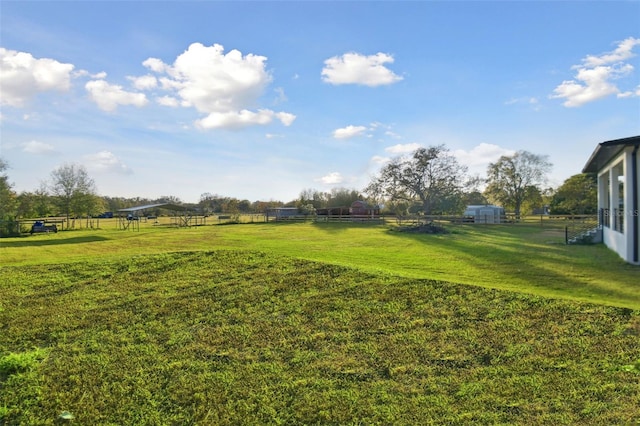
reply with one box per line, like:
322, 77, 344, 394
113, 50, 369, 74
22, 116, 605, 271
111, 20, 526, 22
2, 221, 639, 308
1, 222, 639, 424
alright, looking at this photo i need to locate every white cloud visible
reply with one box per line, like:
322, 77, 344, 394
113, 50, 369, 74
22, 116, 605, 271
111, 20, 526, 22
0, 48, 74, 107
22, 140, 56, 154
384, 130, 402, 139
505, 97, 540, 109
84, 150, 133, 174
140, 42, 294, 130
156, 95, 180, 107
618, 85, 640, 98
583, 37, 640, 67
550, 37, 640, 107
195, 109, 295, 130
322, 52, 403, 86
317, 172, 343, 185
332, 125, 367, 139
273, 87, 287, 104
85, 80, 148, 112
453, 143, 515, 175
142, 57, 167, 73
370, 155, 390, 165
385, 142, 422, 154
129, 74, 158, 90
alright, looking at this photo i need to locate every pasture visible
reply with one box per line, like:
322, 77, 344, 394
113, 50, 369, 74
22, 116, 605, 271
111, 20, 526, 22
1, 221, 639, 424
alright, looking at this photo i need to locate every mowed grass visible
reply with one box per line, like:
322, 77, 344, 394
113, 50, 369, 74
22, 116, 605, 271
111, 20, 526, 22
1, 222, 640, 424
2, 220, 639, 308
1, 251, 639, 424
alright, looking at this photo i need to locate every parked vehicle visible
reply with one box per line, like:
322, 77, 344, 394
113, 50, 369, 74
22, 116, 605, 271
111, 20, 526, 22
30, 221, 58, 234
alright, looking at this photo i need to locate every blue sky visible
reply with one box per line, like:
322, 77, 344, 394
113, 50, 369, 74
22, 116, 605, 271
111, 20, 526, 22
1, 1, 639, 203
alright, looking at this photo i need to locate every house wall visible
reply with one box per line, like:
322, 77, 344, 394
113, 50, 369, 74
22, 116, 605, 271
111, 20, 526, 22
598, 147, 640, 265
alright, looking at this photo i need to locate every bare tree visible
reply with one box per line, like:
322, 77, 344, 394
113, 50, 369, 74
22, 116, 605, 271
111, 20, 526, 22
484, 150, 552, 218
364, 145, 468, 215
48, 164, 99, 224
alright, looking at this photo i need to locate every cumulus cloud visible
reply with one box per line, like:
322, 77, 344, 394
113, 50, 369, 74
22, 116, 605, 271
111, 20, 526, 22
156, 95, 180, 107
22, 140, 56, 154
317, 172, 343, 185
195, 109, 295, 130
550, 37, 640, 107
453, 143, 516, 176
129, 74, 158, 90
322, 52, 403, 86
583, 37, 640, 67
84, 150, 133, 174
85, 80, 148, 112
0, 48, 74, 107
332, 125, 368, 139
385, 142, 422, 154
142, 42, 295, 129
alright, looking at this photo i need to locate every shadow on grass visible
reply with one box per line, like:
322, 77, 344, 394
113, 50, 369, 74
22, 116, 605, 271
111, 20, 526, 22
1, 235, 109, 247
385, 225, 640, 309
310, 220, 386, 233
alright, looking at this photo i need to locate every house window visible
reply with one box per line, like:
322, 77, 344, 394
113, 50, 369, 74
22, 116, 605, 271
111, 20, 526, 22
602, 173, 611, 228
613, 162, 624, 233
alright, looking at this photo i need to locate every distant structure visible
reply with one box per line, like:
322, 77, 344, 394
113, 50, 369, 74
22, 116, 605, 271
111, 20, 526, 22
117, 203, 194, 230
316, 201, 380, 219
463, 205, 505, 224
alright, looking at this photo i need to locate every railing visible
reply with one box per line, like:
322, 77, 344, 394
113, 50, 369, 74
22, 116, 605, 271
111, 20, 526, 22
565, 216, 601, 244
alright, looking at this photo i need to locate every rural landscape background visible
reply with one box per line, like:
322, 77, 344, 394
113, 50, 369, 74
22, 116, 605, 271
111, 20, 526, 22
1, 220, 640, 423
2, 1, 640, 424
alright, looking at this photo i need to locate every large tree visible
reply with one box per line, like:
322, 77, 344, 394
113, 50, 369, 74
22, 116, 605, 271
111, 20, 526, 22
550, 173, 597, 215
365, 145, 468, 215
0, 159, 18, 235
47, 164, 99, 223
484, 150, 552, 218
0, 158, 17, 220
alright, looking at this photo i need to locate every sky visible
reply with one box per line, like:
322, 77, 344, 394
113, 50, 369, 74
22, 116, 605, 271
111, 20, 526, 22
1, 1, 639, 204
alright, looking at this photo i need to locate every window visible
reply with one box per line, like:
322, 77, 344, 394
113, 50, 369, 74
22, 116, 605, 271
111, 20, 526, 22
613, 162, 624, 232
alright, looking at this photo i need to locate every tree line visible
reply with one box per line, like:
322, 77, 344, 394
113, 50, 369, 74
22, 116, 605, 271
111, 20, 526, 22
362, 144, 596, 218
0, 145, 597, 236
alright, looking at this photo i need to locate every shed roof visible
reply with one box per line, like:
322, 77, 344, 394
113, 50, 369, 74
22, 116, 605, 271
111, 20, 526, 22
118, 203, 192, 213
582, 135, 640, 173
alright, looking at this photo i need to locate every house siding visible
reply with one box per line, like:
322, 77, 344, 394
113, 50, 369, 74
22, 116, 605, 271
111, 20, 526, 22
597, 146, 640, 265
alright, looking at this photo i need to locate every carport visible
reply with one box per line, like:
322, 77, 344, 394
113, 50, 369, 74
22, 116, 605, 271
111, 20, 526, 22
117, 203, 195, 230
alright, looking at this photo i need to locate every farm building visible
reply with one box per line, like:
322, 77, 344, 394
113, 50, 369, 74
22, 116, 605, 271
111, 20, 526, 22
463, 205, 505, 224
583, 135, 640, 265
266, 207, 305, 220
349, 200, 380, 217
316, 201, 380, 218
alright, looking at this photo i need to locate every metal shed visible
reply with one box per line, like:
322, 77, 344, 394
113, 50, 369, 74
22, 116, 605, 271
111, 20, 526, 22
463, 205, 505, 224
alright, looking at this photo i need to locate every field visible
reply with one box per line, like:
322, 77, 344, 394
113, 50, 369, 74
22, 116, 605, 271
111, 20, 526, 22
1, 220, 639, 424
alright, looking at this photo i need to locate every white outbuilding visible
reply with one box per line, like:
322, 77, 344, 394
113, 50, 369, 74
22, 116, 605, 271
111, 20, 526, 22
463, 205, 505, 224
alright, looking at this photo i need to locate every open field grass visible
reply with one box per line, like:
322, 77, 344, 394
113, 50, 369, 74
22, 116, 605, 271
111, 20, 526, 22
2, 219, 639, 308
1, 221, 640, 424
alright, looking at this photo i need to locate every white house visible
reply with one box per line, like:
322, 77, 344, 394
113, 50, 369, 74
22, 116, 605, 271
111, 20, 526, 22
582, 135, 640, 265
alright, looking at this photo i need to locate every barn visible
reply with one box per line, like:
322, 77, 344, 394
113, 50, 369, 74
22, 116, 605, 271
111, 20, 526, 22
349, 201, 380, 217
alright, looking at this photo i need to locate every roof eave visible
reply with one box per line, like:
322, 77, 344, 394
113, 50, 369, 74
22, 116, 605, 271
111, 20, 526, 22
582, 135, 640, 174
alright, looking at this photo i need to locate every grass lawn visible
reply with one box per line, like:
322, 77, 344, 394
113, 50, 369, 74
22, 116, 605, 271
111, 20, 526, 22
1, 221, 639, 424
3, 220, 639, 308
